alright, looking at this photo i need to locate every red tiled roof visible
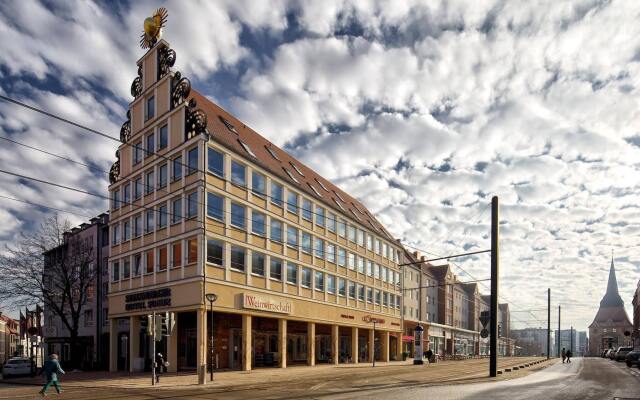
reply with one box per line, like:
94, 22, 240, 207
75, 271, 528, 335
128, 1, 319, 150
191, 90, 396, 243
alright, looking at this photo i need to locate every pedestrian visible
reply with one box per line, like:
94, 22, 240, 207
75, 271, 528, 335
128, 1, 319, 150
561, 347, 566, 363
155, 353, 165, 384
426, 348, 434, 363
566, 350, 572, 363
39, 354, 65, 397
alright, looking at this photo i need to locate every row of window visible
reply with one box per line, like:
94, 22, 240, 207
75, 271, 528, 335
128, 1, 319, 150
206, 146, 399, 263
111, 237, 198, 281
206, 191, 400, 285
111, 191, 199, 245
205, 239, 401, 309
113, 147, 199, 210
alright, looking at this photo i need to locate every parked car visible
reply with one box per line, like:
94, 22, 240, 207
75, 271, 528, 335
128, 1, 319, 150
601, 349, 609, 358
625, 350, 640, 367
607, 349, 616, 359
2, 357, 32, 377
614, 346, 633, 361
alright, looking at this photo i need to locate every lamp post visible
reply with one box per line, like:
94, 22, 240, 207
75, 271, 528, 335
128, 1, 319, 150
205, 293, 217, 382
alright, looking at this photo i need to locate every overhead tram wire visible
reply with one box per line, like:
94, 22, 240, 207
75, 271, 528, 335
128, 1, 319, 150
0, 94, 380, 230
0, 194, 95, 219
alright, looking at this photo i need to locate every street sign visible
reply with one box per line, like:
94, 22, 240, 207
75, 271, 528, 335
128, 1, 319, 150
479, 311, 490, 328
481, 328, 489, 338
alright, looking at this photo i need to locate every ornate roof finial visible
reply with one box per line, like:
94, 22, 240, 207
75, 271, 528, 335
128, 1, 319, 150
140, 7, 168, 49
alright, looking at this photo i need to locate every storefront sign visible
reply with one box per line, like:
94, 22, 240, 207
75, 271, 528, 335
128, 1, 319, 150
363, 315, 385, 324
125, 288, 171, 311
340, 314, 354, 320
242, 294, 292, 314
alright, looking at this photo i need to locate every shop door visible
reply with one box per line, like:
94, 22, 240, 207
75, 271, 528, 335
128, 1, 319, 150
178, 328, 197, 370
287, 334, 307, 363
117, 333, 129, 371
229, 330, 242, 370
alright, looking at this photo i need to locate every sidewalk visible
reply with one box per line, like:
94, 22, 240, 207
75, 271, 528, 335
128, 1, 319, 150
0, 357, 553, 390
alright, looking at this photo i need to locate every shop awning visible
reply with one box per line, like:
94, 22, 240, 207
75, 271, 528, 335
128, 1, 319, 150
402, 335, 414, 342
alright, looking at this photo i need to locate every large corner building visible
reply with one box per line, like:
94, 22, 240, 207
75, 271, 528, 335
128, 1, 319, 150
107, 39, 403, 380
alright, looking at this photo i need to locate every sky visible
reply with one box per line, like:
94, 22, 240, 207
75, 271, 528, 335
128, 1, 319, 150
1, 0, 639, 332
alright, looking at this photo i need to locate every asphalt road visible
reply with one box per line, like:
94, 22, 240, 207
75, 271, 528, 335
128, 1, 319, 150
334, 357, 640, 400
0, 357, 637, 399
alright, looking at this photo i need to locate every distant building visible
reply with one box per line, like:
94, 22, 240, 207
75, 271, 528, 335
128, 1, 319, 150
555, 329, 576, 355
512, 328, 549, 356
575, 331, 588, 356
0, 314, 20, 363
588, 258, 633, 355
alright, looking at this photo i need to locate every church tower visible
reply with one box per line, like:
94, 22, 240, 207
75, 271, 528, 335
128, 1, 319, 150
588, 257, 632, 355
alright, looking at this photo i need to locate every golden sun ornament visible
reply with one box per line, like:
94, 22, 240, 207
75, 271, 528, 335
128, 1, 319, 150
140, 7, 168, 49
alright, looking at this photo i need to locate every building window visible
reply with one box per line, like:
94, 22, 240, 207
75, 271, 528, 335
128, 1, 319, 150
287, 263, 297, 284
134, 214, 142, 237
207, 147, 224, 177
158, 163, 168, 188
301, 232, 312, 254
172, 198, 182, 224
231, 160, 246, 186
231, 203, 246, 229
301, 267, 312, 288
187, 238, 197, 263
173, 156, 183, 181
252, 251, 265, 276
145, 96, 155, 120
133, 141, 143, 165
145, 170, 154, 194
112, 261, 120, 282
159, 124, 168, 149
122, 184, 130, 204
347, 225, 356, 242
270, 258, 282, 281
270, 219, 283, 242
84, 309, 94, 327
367, 235, 373, 250
315, 271, 324, 291
112, 189, 120, 210
366, 287, 373, 303
314, 238, 324, 259
134, 177, 142, 199
146, 133, 155, 157
172, 242, 182, 268
338, 248, 346, 267
358, 285, 365, 301
158, 247, 168, 271
357, 230, 364, 246
207, 192, 224, 221
158, 204, 168, 228
367, 261, 373, 277
338, 221, 346, 237
271, 182, 283, 206
358, 257, 365, 274
374, 264, 380, 279
145, 250, 154, 274
348, 281, 356, 298
287, 191, 298, 213
327, 244, 336, 263
231, 246, 246, 272
133, 254, 141, 276
252, 171, 265, 196
316, 206, 325, 227
348, 253, 355, 270
186, 191, 198, 218
123, 220, 130, 241
252, 211, 266, 236
327, 275, 336, 294
287, 226, 298, 247
302, 199, 312, 220
145, 210, 154, 233
383, 292, 388, 307
206, 239, 222, 266
187, 147, 198, 175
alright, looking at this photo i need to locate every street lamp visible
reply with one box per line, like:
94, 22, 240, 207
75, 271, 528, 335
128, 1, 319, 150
205, 293, 218, 382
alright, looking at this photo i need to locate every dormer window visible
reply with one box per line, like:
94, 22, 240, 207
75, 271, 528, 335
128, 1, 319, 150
238, 139, 256, 158
219, 116, 237, 134
265, 145, 280, 161
333, 197, 346, 211
315, 178, 329, 192
308, 183, 322, 198
290, 162, 304, 177
283, 167, 299, 183
333, 190, 346, 202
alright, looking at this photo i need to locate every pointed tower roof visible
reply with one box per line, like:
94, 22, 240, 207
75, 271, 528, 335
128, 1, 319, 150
600, 256, 624, 307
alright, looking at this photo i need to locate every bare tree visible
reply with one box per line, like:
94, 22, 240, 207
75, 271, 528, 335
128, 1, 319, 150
0, 215, 96, 368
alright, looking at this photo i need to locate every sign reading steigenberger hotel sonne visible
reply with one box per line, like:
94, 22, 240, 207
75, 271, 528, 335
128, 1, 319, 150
242, 293, 292, 314
125, 288, 171, 311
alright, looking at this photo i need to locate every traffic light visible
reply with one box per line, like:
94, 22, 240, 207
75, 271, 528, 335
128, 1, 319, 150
165, 312, 175, 335
498, 323, 502, 337
140, 315, 153, 335
154, 314, 164, 341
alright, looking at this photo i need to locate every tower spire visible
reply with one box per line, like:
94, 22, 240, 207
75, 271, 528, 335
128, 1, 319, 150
600, 254, 623, 307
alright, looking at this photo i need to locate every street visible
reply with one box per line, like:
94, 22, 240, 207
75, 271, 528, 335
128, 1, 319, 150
1, 357, 637, 399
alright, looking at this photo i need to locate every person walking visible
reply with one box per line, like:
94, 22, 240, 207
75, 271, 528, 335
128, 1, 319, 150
39, 354, 65, 397
561, 347, 566, 363
566, 349, 572, 363
155, 353, 165, 384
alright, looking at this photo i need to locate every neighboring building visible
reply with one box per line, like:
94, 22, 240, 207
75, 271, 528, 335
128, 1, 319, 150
633, 280, 640, 348
42, 213, 112, 369
576, 331, 588, 356
588, 258, 633, 355
0, 316, 5, 364
401, 253, 422, 356
106, 38, 404, 379
18, 308, 43, 367
0, 314, 20, 363
512, 328, 549, 356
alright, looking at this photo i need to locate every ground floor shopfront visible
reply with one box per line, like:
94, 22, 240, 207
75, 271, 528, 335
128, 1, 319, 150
108, 280, 402, 381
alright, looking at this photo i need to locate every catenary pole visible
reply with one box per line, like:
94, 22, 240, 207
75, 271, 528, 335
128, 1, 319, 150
490, 196, 499, 377
547, 289, 551, 360
557, 305, 561, 357
152, 311, 156, 386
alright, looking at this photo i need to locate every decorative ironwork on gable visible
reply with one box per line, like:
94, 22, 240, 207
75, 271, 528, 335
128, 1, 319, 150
109, 150, 121, 184
185, 98, 207, 140
119, 110, 131, 143
157, 45, 176, 80
171, 71, 191, 109
131, 65, 143, 99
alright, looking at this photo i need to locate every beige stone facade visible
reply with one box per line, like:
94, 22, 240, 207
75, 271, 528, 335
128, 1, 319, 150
107, 40, 403, 381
